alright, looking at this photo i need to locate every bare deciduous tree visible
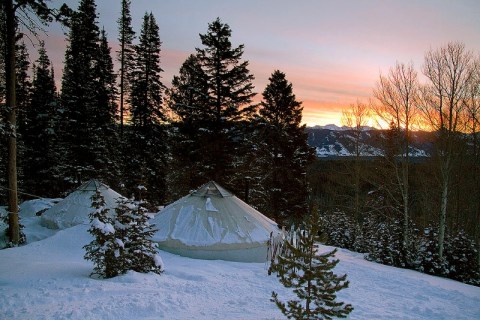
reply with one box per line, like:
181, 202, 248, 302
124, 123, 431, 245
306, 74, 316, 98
420, 42, 476, 259
372, 61, 420, 252
341, 100, 370, 222
462, 56, 480, 268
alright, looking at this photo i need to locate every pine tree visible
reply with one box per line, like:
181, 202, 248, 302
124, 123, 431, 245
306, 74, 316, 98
60, 0, 101, 186
15, 41, 31, 134
60, 0, 119, 188
13, 41, 31, 194
167, 54, 210, 198
2, 0, 70, 245
253, 70, 315, 225
0, 5, 5, 104
84, 191, 121, 278
126, 12, 166, 205
195, 18, 256, 183
22, 42, 61, 197
91, 28, 120, 186
114, 195, 164, 275
117, 0, 135, 137
270, 209, 353, 319
0, 4, 7, 204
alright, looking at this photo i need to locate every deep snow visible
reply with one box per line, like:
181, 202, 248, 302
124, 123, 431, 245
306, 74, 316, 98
1, 215, 479, 319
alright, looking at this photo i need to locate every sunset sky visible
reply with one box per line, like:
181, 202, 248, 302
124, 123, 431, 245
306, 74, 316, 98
41, 0, 480, 127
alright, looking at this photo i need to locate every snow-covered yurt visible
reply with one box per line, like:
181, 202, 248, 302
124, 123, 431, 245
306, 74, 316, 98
41, 179, 125, 230
151, 181, 283, 262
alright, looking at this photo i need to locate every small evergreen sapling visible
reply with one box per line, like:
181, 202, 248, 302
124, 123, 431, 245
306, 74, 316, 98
270, 209, 353, 319
115, 196, 165, 275
84, 192, 164, 278
84, 191, 121, 278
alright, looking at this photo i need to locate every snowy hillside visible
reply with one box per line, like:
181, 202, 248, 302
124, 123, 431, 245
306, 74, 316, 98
1, 216, 479, 319
306, 127, 433, 158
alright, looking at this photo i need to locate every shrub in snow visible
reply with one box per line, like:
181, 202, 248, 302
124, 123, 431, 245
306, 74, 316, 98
115, 197, 164, 275
84, 191, 122, 278
320, 210, 360, 252
84, 192, 164, 278
413, 226, 449, 277
444, 229, 480, 286
270, 209, 353, 319
1, 213, 26, 248
362, 213, 416, 269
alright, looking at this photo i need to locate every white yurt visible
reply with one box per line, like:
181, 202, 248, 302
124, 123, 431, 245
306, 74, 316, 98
151, 181, 283, 262
41, 179, 125, 230
19, 198, 62, 217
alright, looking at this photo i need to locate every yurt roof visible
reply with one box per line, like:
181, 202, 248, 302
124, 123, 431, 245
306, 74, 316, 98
40, 179, 125, 230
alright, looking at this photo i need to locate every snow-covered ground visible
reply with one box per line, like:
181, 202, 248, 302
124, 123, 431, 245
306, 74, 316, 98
1, 215, 479, 320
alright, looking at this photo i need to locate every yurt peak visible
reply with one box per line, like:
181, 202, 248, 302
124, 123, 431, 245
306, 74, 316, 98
77, 179, 111, 192
192, 181, 232, 198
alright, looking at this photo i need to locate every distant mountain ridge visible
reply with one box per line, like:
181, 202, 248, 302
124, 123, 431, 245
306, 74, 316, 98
306, 125, 435, 158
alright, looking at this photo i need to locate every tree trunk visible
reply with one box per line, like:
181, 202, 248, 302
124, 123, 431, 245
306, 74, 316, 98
438, 174, 449, 259
5, 0, 20, 245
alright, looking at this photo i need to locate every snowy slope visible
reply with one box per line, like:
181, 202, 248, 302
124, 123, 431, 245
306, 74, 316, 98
307, 127, 434, 158
0, 217, 479, 320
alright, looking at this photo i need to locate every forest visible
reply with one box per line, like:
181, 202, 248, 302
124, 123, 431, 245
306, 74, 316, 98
1, 0, 479, 286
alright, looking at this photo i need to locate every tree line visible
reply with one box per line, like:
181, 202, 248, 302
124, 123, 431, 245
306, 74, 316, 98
309, 43, 480, 285
0, 0, 313, 241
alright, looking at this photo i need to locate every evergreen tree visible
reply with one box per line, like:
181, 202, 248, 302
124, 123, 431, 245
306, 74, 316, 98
22, 42, 61, 197
60, 0, 119, 189
194, 18, 256, 183
2, 0, 70, 245
117, 0, 135, 137
252, 70, 314, 225
13, 41, 31, 193
115, 195, 164, 275
414, 225, 449, 276
15, 41, 31, 133
320, 210, 360, 252
270, 209, 353, 319
0, 4, 5, 104
126, 12, 166, 205
444, 229, 480, 285
0, 4, 7, 203
91, 28, 120, 185
84, 191, 120, 278
167, 54, 210, 198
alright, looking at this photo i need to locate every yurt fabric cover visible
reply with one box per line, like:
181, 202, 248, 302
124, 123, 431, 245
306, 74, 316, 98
151, 181, 282, 262
41, 179, 124, 230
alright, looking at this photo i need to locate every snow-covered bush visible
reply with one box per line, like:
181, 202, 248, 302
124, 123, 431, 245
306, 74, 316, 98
1, 211, 26, 248
443, 229, 479, 286
362, 214, 417, 268
84, 191, 122, 278
84, 192, 164, 278
115, 197, 164, 275
413, 226, 449, 277
320, 210, 361, 251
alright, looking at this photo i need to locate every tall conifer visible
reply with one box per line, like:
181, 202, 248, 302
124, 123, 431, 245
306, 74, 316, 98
195, 18, 256, 184
22, 43, 61, 197
92, 28, 120, 185
117, 0, 135, 137
60, 0, 119, 188
60, 0, 101, 186
167, 54, 210, 198
253, 70, 314, 225
126, 12, 166, 205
